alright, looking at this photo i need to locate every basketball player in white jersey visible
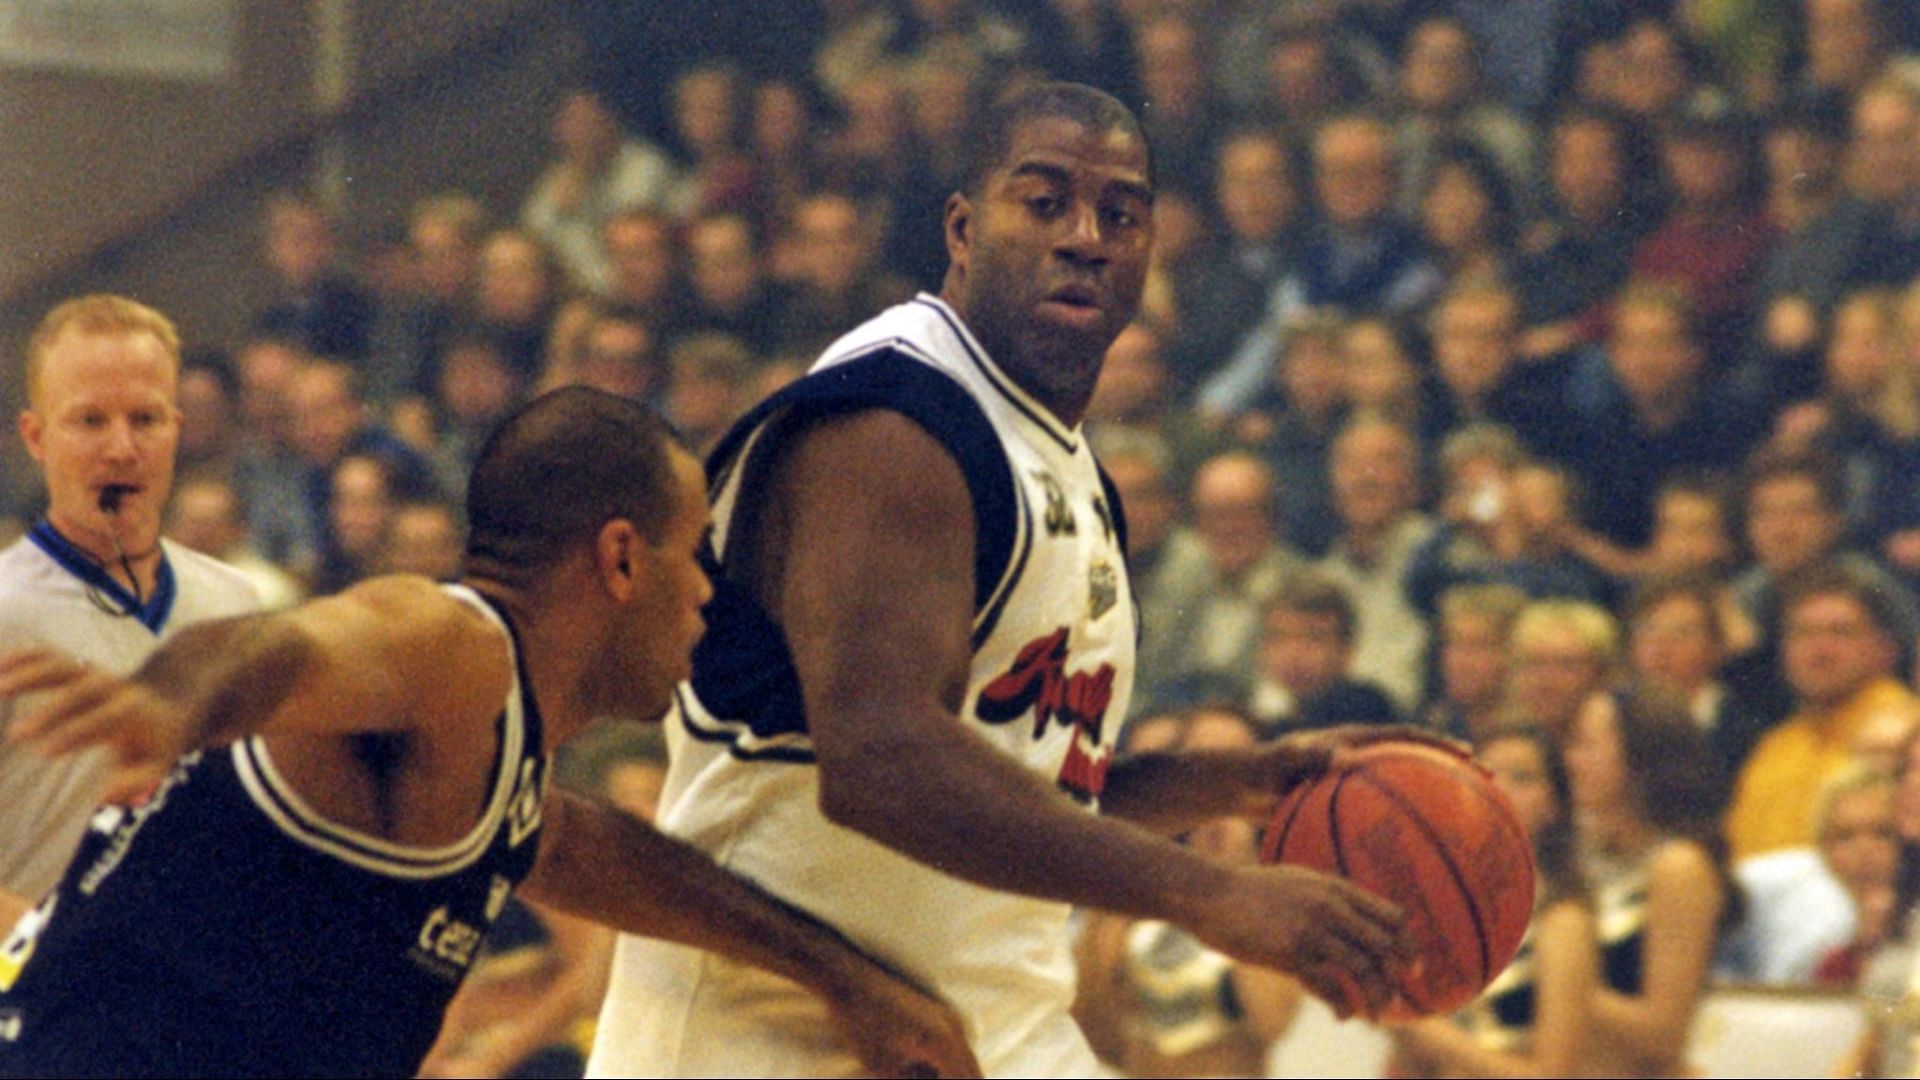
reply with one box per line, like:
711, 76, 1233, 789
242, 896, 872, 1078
590, 81, 1411, 1077
0, 388, 977, 1078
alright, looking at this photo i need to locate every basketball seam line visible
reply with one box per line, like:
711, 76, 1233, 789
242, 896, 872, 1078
1349, 770, 1493, 999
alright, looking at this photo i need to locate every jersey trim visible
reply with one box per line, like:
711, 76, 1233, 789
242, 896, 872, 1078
674, 686, 817, 763
686, 349, 1026, 759
228, 587, 528, 879
26, 522, 178, 633
911, 295, 1080, 455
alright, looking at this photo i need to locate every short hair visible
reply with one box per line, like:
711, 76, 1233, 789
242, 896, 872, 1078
181, 346, 240, 401
1814, 763, 1895, 845
959, 80, 1153, 199
1439, 422, 1526, 482
1511, 599, 1620, 669
1743, 446, 1846, 516
27, 294, 183, 407
1613, 279, 1699, 341
1778, 560, 1905, 643
1624, 572, 1728, 648
1265, 570, 1357, 643
1438, 582, 1528, 634
464, 387, 682, 578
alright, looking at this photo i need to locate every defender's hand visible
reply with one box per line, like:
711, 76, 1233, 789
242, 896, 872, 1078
0, 647, 194, 803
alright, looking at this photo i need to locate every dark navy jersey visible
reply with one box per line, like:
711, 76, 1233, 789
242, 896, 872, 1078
0, 585, 548, 1079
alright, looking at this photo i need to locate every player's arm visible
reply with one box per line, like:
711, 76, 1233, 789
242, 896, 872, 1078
0, 577, 507, 802
520, 786, 981, 1079
1591, 839, 1725, 1073
759, 411, 1408, 1013
1099, 725, 1468, 836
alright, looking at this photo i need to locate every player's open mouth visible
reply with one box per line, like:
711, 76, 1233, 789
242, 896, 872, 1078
1039, 285, 1107, 328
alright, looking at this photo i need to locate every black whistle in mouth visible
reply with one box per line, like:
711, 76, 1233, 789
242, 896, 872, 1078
98, 485, 134, 514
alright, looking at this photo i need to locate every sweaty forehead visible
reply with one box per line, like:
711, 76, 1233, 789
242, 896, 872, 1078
996, 115, 1151, 189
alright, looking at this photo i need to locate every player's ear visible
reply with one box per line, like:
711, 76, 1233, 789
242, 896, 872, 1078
943, 192, 972, 268
17, 409, 43, 464
595, 518, 643, 601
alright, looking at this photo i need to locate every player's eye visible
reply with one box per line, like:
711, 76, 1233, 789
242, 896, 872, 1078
1027, 194, 1065, 217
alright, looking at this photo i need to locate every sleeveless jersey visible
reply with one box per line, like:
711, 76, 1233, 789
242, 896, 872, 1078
0, 585, 549, 1079
589, 294, 1138, 1078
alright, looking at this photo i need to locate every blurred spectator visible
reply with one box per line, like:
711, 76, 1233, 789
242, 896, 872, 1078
1563, 684, 1732, 1079
1515, 105, 1656, 360
1225, 310, 1351, 555
1803, 0, 1897, 97
473, 228, 567, 381
1751, 89, 1878, 379
1722, 764, 1899, 986
1542, 283, 1767, 545
522, 87, 687, 295
1406, 425, 1612, 616
774, 192, 915, 355
748, 75, 832, 233
1728, 563, 1920, 861
1414, 140, 1522, 285
318, 452, 398, 594
1423, 281, 1571, 451
664, 333, 757, 458
283, 360, 437, 582
1134, 452, 1305, 710
1422, 583, 1528, 743
427, 329, 528, 493
683, 213, 791, 354
1130, 12, 1224, 198
668, 61, 760, 221
1201, 114, 1441, 416
164, 476, 306, 610
1316, 414, 1435, 711
1846, 74, 1920, 284
1506, 599, 1620, 740
369, 193, 487, 405
1631, 89, 1775, 361
377, 498, 465, 581
1392, 15, 1536, 220
568, 307, 667, 406
598, 207, 687, 338
1247, 572, 1403, 732
175, 348, 243, 484
1165, 127, 1304, 400
1624, 573, 1772, 775
252, 192, 376, 362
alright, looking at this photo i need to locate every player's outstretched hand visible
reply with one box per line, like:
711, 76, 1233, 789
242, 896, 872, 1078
0, 646, 193, 804
824, 958, 983, 1079
1188, 862, 1411, 1020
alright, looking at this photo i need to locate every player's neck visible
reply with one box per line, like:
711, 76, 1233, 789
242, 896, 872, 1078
462, 577, 591, 755
45, 511, 163, 596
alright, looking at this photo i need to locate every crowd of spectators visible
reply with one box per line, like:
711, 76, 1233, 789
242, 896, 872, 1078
16, 0, 1920, 1074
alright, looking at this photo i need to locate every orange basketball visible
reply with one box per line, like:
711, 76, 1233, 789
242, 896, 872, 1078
1260, 739, 1535, 1020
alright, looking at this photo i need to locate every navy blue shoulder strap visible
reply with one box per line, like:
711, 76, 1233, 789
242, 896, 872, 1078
686, 350, 1021, 749
706, 348, 1019, 614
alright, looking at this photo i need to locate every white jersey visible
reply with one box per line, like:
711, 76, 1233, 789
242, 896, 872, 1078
589, 295, 1137, 1078
0, 525, 261, 901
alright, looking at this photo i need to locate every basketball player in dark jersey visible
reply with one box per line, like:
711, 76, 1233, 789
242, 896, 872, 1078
0, 388, 978, 1078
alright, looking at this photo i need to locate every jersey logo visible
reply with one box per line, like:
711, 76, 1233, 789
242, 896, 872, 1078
411, 906, 484, 979
1091, 493, 1115, 544
1034, 470, 1078, 537
507, 757, 546, 849
976, 627, 1115, 802
1088, 559, 1118, 621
